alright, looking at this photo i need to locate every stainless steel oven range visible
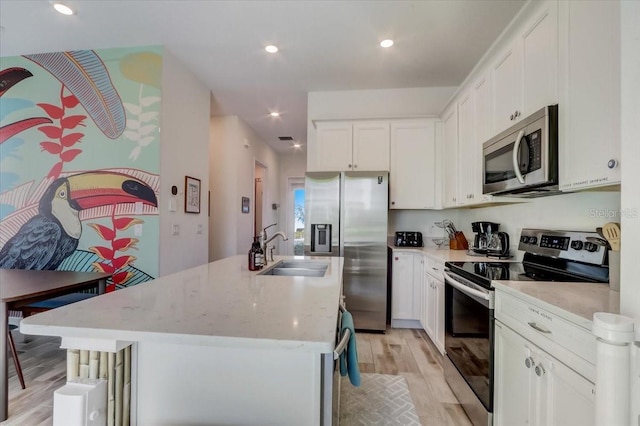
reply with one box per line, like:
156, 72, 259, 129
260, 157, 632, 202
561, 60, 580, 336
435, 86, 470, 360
443, 228, 609, 426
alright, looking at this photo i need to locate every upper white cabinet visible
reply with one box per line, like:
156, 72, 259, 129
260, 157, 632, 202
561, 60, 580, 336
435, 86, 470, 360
390, 119, 437, 209
312, 120, 390, 172
558, 1, 621, 191
441, 104, 458, 208
457, 89, 476, 206
491, 1, 558, 135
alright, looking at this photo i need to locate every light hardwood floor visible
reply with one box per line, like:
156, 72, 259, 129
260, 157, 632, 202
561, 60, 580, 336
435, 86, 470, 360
3, 328, 472, 425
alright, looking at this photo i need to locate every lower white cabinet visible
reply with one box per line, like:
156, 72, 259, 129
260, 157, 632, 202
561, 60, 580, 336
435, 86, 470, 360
422, 257, 445, 354
494, 317, 595, 426
391, 251, 422, 324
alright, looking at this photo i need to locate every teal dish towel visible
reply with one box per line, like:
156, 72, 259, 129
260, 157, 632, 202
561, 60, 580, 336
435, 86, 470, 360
339, 310, 361, 387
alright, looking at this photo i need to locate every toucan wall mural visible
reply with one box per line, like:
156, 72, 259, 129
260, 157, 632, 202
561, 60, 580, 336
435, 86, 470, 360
0, 46, 162, 291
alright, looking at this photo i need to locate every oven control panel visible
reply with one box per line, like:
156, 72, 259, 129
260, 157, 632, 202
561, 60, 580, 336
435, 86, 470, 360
519, 228, 607, 265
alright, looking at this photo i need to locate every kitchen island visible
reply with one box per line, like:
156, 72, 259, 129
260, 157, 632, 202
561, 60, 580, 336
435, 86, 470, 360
20, 255, 344, 426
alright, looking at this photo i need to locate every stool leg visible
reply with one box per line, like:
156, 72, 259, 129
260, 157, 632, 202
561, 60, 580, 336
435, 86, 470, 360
7, 329, 25, 390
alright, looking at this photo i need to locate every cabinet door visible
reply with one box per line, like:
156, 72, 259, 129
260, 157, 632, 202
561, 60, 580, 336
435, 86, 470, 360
494, 321, 535, 426
441, 105, 458, 208
423, 276, 434, 339
412, 255, 424, 321
316, 122, 353, 171
558, 0, 621, 191
432, 278, 445, 354
521, 1, 558, 117
474, 74, 494, 202
457, 90, 475, 206
353, 121, 390, 171
391, 252, 415, 320
537, 351, 595, 426
389, 120, 436, 209
492, 44, 521, 135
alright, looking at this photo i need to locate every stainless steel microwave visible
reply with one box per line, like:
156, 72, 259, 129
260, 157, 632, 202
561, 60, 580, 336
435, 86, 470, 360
482, 105, 558, 197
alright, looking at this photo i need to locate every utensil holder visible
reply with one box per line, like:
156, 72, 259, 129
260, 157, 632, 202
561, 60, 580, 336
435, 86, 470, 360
608, 250, 620, 292
449, 232, 469, 250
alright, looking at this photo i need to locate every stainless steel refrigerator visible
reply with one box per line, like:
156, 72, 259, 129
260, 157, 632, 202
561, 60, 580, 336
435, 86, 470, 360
304, 172, 388, 332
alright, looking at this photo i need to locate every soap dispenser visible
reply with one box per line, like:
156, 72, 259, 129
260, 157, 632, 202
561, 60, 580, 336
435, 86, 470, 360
248, 237, 261, 271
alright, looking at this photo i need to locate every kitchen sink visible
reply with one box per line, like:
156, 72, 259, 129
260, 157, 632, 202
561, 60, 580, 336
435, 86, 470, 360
258, 260, 329, 277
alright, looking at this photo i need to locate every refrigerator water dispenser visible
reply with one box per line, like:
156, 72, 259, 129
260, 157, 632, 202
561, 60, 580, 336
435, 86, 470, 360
311, 224, 331, 253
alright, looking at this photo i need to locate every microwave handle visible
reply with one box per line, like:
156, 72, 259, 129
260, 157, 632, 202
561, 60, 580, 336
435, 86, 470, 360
512, 130, 526, 184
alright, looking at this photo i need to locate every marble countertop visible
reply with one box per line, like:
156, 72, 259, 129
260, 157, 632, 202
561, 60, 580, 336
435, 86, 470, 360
493, 280, 620, 328
21, 255, 344, 353
389, 243, 515, 263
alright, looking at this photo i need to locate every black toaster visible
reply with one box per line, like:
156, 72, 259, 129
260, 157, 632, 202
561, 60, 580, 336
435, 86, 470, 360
395, 231, 423, 247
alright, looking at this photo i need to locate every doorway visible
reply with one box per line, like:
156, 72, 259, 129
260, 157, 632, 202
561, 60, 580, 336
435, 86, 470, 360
254, 162, 267, 237
287, 178, 305, 255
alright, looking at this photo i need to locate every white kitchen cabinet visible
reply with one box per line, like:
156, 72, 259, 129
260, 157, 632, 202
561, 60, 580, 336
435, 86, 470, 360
491, 0, 558, 135
441, 104, 458, 208
391, 251, 422, 325
494, 321, 595, 426
457, 89, 476, 206
558, 0, 621, 191
313, 120, 390, 172
389, 119, 437, 209
422, 257, 445, 354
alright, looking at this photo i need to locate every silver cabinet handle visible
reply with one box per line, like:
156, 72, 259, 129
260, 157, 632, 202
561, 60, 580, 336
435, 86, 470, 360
348, 164, 352, 168
525, 357, 534, 369
535, 364, 545, 377
510, 113, 514, 120
391, 201, 395, 205
353, 164, 357, 169
432, 267, 438, 271
528, 322, 552, 334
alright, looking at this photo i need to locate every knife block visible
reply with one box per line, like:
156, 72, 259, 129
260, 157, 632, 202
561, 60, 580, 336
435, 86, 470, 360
449, 232, 469, 250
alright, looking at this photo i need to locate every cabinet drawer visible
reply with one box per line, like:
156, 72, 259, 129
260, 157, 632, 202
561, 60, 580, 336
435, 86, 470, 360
495, 291, 596, 366
424, 256, 444, 280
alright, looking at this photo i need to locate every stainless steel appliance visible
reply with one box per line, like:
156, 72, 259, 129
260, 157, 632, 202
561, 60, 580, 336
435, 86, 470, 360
470, 222, 500, 254
443, 228, 609, 426
394, 231, 423, 247
486, 232, 510, 259
482, 105, 558, 197
305, 171, 388, 332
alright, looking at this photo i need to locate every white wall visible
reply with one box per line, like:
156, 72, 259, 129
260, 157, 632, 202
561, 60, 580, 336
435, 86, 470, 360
209, 115, 280, 261
159, 49, 210, 276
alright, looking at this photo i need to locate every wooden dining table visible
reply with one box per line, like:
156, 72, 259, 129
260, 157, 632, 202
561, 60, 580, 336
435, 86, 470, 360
0, 269, 110, 422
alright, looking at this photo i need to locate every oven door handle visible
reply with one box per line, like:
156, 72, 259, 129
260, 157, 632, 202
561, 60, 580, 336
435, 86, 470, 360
443, 271, 490, 301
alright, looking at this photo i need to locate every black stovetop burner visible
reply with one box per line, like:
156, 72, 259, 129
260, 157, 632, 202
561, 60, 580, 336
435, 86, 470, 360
446, 253, 610, 290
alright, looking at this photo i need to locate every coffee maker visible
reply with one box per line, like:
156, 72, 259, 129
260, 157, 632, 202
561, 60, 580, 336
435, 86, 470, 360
471, 221, 500, 254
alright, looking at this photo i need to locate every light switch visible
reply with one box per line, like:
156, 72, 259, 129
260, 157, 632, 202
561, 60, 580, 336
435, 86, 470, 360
135, 202, 143, 214
168, 198, 177, 212
172, 224, 180, 235
134, 224, 143, 236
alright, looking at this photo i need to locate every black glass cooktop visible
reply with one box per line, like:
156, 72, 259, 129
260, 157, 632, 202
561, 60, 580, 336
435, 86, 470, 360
446, 253, 609, 289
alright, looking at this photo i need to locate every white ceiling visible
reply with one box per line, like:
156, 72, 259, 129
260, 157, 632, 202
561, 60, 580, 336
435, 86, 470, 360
0, 0, 526, 153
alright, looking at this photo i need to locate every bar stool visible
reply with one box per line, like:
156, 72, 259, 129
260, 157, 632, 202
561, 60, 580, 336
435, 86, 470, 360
7, 325, 25, 390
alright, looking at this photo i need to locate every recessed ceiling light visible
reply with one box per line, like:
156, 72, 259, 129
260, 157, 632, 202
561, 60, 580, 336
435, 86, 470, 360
270, 112, 280, 117
293, 143, 302, 148
380, 39, 394, 48
265, 45, 278, 54
53, 2, 75, 15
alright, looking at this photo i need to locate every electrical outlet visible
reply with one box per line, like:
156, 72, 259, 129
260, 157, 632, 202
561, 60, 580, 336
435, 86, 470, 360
172, 224, 180, 235
197, 224, 203, 234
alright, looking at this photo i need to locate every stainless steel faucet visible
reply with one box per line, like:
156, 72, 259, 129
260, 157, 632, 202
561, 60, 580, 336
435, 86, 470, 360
260, 223, 288, 265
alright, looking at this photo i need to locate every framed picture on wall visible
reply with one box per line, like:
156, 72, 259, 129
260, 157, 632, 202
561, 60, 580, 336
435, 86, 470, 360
185, 176, 201, 214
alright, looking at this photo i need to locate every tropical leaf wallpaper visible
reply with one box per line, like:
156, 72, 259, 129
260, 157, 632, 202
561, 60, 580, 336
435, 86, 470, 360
0, 46, 162, 288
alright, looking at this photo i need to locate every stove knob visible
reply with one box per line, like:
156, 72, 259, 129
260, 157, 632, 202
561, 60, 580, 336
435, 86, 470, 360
520, 236, 529, 243
529, 236, 538, 245
570, 241, 584, 250
584, 242, 598, 252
